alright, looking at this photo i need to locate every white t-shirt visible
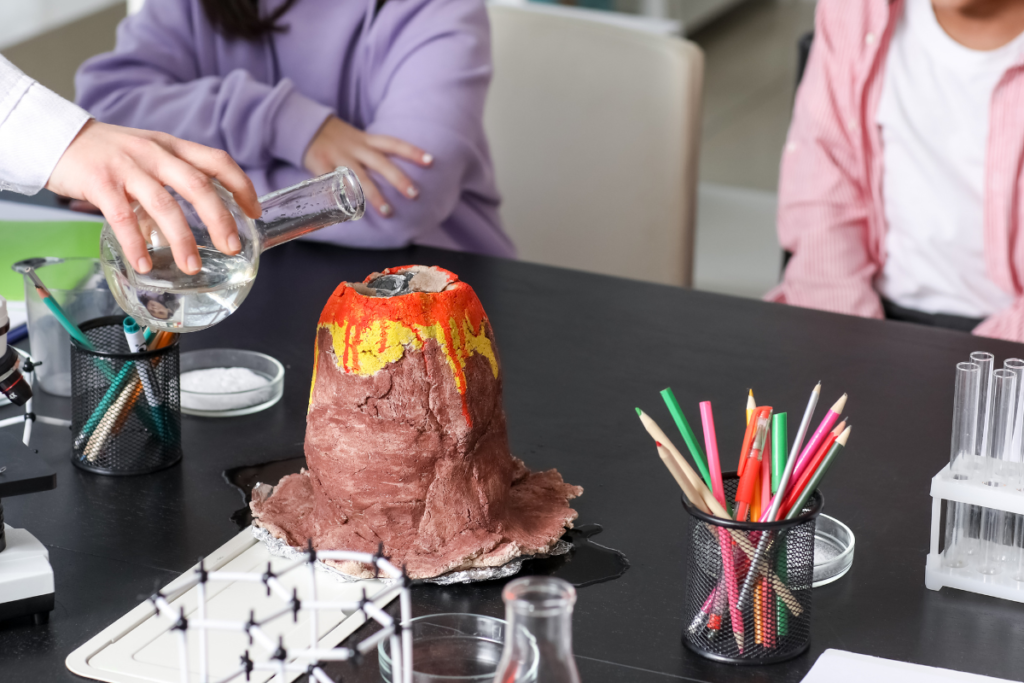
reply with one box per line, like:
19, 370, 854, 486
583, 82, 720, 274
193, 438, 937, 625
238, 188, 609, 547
875, 0, 1024, 318
0, 55, 90, 195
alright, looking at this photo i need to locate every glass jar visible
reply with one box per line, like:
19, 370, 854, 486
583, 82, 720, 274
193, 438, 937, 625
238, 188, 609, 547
100, 167, 363, 333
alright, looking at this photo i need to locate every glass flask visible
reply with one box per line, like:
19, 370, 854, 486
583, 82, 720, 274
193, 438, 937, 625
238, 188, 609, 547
100, 167, 364, 333
493, 577, 581, 683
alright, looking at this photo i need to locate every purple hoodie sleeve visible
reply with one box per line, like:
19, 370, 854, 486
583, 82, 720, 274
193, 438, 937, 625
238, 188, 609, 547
311, 0, 498, 249
74, 0, 332, 169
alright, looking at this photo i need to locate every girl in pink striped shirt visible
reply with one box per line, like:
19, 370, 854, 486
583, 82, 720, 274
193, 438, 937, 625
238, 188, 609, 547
770, 0, 1024, 342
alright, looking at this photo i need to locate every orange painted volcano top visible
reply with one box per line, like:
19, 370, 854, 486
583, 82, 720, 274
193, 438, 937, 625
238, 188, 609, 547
311, 266, 499, 425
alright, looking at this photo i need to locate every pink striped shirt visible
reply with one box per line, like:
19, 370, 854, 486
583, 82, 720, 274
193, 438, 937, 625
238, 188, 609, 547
767, 0, 1024, 342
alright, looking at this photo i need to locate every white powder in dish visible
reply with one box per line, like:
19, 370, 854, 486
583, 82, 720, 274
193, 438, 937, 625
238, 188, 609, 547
180, 367, 272, 412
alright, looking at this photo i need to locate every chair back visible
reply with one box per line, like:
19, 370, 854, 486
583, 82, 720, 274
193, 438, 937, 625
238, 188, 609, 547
485, 3, 704, 286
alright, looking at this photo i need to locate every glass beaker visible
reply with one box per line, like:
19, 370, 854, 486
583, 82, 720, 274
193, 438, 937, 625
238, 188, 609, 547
493, 577, 580, 683
19, 257, 121, 397
100, 167, 364, 333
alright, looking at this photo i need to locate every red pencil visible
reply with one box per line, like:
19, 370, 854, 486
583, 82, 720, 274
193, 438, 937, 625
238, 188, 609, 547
738, 406, 771, 477
779, 420, 846, 518
735, 414, 771, 521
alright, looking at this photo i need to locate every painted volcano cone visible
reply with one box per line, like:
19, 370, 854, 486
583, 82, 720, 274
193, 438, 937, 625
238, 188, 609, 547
252, 265, 582, 578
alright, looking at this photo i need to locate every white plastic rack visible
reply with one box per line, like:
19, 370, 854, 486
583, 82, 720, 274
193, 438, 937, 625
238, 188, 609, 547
926, 463, 1024, 603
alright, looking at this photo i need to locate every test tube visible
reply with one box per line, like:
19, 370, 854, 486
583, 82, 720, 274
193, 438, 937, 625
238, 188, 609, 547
968, 352, 995, 558
944, 362, 981, 568
979, 369, 1016, 574
1004, 358, 1024, 566
971, 351, 995, 473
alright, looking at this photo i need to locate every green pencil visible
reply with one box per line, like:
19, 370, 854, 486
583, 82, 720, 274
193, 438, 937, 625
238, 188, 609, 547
660, 387, 713, 491
771, 412, 788, 494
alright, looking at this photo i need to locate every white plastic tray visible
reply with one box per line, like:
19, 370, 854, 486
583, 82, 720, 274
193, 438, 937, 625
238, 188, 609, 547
66, 530, 393, 683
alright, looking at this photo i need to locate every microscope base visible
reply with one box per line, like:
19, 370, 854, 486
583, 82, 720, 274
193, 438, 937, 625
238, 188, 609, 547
0, 525, 54, 624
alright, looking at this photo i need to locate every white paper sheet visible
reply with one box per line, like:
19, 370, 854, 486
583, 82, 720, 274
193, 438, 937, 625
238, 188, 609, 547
802, 650, 1020, 683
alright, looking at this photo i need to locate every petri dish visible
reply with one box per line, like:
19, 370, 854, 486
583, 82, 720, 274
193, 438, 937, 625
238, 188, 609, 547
813, 514, 855, 587
179, 349, 284, 417
379, 613, 535, 682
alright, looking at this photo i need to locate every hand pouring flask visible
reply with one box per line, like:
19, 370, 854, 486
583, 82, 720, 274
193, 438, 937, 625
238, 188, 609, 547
100, 167, 364, 333
493, 576, 581, 683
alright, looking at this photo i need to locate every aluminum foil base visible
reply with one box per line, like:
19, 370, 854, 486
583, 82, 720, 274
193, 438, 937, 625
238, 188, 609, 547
252, 526, 572, 585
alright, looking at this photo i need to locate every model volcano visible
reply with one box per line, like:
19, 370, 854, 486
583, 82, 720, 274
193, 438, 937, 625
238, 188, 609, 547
251, 265, 582, 578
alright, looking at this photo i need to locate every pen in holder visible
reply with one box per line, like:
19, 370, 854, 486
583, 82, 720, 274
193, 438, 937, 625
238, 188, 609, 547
70, 316, 181, 475
681, 474, 821, 665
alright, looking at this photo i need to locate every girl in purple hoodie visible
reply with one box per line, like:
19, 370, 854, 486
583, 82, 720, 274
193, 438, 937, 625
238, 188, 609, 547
76, 0, 514, 258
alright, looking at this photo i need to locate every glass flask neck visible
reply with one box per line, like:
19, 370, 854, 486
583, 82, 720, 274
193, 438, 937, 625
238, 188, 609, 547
255, 167, 365, 250
494, 577, 581, 683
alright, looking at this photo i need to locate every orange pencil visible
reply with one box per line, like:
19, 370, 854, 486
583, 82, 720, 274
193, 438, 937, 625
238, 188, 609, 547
752, 470, 762, 522
754, 581, 763, 645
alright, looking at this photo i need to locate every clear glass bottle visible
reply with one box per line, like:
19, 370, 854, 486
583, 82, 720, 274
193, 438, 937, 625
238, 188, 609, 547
100, 167, 364, 333
493, 577, 581, 683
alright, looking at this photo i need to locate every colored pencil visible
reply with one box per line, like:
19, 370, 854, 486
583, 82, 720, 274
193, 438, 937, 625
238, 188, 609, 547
638, 409, 707, 495
656, 442, 708, 513
735, 414, 770, 521
776, 543, 789, 637
661, 388, 714, 491
771, 412, 788, 494
700, 401, 726, 507
791, 393, 847, 484
747, 389, 756, 425
737, 405, 770, 478
779, 421, 845, 518
783, 427, 851, 520
762, 383, 820, 523
754, 579, 764, 645
759, 426, 773, 518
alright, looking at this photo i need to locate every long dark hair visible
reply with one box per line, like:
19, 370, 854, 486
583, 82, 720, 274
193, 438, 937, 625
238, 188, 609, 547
200, 0, 300, 41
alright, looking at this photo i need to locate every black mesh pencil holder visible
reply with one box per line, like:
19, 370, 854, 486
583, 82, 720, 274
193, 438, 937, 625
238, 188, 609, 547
70, 316, 181, 475
681, 474, 822, 665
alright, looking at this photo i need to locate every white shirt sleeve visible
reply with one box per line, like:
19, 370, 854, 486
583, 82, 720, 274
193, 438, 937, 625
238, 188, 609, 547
0, 54, 91, 195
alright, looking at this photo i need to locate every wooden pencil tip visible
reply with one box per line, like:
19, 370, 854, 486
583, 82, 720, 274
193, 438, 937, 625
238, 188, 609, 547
814, 381, 822, 391
837, 426, 851, 445
832, 420, 847, 435
748, 388, 753, 396
831, 393, 848, 413
635, 407, 642, 416
656, 441, 663, 448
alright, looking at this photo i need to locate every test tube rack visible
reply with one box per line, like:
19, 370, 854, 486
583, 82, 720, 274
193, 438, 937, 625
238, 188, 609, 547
925, 463, 1024, 603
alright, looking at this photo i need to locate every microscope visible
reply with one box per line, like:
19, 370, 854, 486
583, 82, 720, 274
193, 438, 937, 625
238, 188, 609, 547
0, 296, 31, 406
0, 295, 56, 624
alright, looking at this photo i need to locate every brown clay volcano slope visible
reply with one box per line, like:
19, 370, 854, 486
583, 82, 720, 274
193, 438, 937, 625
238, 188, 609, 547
251, 266, 582, 578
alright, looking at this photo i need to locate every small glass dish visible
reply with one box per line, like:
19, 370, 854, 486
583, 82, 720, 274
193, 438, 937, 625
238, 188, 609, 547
179, 349, 284, 417
813, 514, 855, 587
379, 613, 535, 683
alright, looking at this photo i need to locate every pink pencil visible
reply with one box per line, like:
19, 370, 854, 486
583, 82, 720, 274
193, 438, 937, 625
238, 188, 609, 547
700, 401, 725, 507
790, 393, 847, 484
719, 528, 745, 652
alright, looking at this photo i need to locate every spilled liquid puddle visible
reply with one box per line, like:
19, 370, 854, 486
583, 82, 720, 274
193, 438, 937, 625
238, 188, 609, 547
224, 458, 629, 587
520, 524, 629, 587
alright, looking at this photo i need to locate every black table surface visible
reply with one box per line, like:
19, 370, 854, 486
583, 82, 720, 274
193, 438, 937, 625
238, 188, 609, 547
2, 241, 1023, 682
